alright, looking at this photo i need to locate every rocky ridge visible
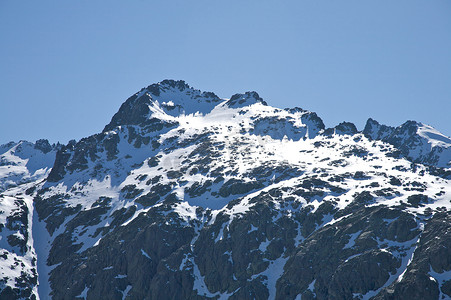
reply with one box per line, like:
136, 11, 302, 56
0, 80, 450, 299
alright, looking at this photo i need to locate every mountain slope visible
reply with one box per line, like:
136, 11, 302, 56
363, 118, 451, 168
0, 140, 59, 299
1, 80, 450, 300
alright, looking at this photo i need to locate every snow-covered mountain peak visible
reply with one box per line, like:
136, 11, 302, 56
226, 91, 267, 109
144, 80, 222, 117
104, 80, 222, 131
416, 123, 451, 148
363, 118, 451, 168
148, 79, 191, 93
0, 140, 58, 192
2, 81, 451, 299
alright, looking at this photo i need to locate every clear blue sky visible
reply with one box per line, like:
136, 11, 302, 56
1, 0, 450, 144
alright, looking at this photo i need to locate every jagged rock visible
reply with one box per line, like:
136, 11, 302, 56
227, 91, 267, 108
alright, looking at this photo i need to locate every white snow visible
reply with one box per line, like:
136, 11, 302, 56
308, 279, 316, 296
192, 257, 220, 298
121, 285, 132, 300
429, 266, 451, 299
360, 235, 421, 299
33, 201, 61, 300
75, 286, 89, 299
259, 239, 270, 252
141, 249, 151, 259
251, 254, 288, 299
417, 124, 451, 149
343, 231, 361, 249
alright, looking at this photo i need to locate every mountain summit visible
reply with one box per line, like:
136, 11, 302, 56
1, 80, 450, 299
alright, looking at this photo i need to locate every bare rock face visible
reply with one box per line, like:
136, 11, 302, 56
1, 80, 451, 299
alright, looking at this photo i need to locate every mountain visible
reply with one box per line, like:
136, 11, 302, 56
0, 140, 59, 299
1, 80, 450, 300
363, 118, 451, 168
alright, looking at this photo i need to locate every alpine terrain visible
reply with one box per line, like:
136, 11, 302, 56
1, 80, 451, 300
